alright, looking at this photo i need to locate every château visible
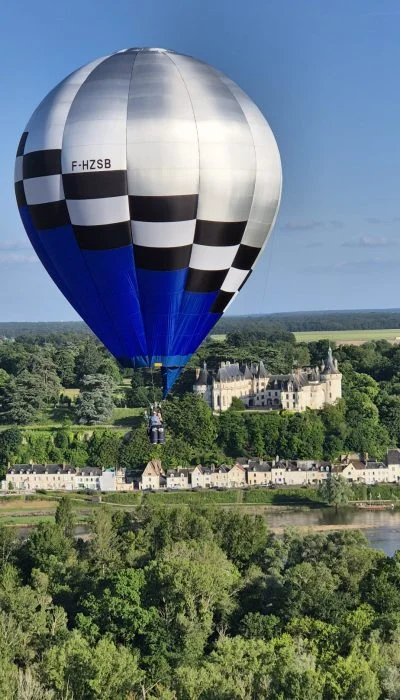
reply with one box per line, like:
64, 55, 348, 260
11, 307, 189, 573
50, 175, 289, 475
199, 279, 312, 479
194, 347, 342, 412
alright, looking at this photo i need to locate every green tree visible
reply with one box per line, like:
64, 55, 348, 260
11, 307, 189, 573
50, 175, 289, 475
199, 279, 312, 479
20, 523, 75, 592
377, 391, 400, 444
1, 372, 53, 424
88, 508, 121, 576
0, 368, 10, 388
75, 374, 115, 425
0, 429, 22, 468
55, 348, 76, 388
162, 393, 217, 451
284, 410, 325, 460
283, 561, 341, 622
175, 635, 323, 700
75, 340, 103, 383
213, 511, 268, 570
318, 475, 353, 509
321, 401, 347, 460
41, 631, 143, 700
55, 497, 75, 538
119, 425, 153, 470
218, 410, 248, 456
78, 568, 155, 647
144, 540, 240, 666
230, 396, 245, 411
98, 357, 122, 384
88, 430, 121, 469
53, 430, 70, 451
324, 653, 380, 700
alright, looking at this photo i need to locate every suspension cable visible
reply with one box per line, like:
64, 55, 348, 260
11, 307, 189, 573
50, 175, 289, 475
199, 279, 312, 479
150, 365, 157, 407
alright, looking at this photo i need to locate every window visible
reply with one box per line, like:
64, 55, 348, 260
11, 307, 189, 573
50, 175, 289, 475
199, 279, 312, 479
286, 402, 289, 408
286, 393, 289, 399
293, 394, 295, 399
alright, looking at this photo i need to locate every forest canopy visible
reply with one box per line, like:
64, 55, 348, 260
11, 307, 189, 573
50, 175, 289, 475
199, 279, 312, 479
0, 502, 398, 699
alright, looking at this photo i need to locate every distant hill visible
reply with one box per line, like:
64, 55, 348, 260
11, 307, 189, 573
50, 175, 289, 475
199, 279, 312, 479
1, 309, 400, 338
214, 309, 400, 334
0, 321, 91, 337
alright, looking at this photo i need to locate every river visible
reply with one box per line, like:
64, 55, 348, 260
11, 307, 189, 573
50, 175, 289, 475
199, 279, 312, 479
13, 509, 400, 557
262, 507, 400, 556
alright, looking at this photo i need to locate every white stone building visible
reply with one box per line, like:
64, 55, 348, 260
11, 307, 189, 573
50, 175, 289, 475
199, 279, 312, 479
139, 460, 165, 490
166, 469, 190, 490
193, 348, 342, 412
2, 464, 132, 492
245, 459, 332, 486
334, 453, 400, 485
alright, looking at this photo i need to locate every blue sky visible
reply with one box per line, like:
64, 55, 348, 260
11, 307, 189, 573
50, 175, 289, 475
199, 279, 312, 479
1, 0, 400, 320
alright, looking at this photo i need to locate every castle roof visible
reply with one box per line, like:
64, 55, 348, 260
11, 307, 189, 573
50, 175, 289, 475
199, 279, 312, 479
195, 355, 339, 390
257, 360, 268, 378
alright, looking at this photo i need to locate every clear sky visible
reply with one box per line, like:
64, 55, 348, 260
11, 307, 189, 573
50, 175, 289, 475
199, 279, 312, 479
1, 0, 400, 320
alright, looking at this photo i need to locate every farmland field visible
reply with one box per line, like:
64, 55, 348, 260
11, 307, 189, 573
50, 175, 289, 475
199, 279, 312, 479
211, 329, 400, 345
294, 329, 400, 344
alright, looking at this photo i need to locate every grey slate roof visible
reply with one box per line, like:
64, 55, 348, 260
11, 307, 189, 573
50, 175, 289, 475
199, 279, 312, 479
387, 449, 400, 465
9, 464, 74, 475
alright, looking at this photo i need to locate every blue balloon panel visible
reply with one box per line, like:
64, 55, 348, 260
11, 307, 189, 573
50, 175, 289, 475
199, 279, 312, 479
19, 206, 222, 396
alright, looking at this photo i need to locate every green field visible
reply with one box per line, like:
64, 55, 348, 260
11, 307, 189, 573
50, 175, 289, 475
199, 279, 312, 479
211, 329, 400, 344
294, 329, 400, 344
0, 489, 323, 527
209, 334, 227, 342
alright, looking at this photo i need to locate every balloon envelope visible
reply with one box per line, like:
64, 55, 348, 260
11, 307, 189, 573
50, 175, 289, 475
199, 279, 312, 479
14, 48, 282, 395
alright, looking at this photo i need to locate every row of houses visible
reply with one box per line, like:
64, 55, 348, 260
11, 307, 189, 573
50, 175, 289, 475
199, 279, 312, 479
140, 450, 400, 490
3, 449, 400, 493
1, 465, 133, 492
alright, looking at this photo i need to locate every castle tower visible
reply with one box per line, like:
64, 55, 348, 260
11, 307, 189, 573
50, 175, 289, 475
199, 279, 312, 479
321, 347, 342, 404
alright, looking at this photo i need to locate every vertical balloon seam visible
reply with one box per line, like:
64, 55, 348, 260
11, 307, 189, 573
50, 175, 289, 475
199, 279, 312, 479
215, 68, 259, 317
173, 58, 257, 350
17, 57, 115, 340
165, 55, 219, 363
217, 72, 283, 289
61, 54, 135, 364
124, 50, 148, 367
125, 52, 159, 368
129, 51, 188, 368
23, 56, 122, 351
164, 51, 202, 372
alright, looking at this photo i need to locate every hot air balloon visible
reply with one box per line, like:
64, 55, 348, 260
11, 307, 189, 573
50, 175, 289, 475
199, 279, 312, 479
14, 48, 282, 398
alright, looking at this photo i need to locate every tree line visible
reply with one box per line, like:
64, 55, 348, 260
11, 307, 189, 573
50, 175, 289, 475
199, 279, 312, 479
0, 336, 124, 425
0, 499, 398, 698
214, 309, 400, 333
2, 334, 400, 468
3, 309, 400, 340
